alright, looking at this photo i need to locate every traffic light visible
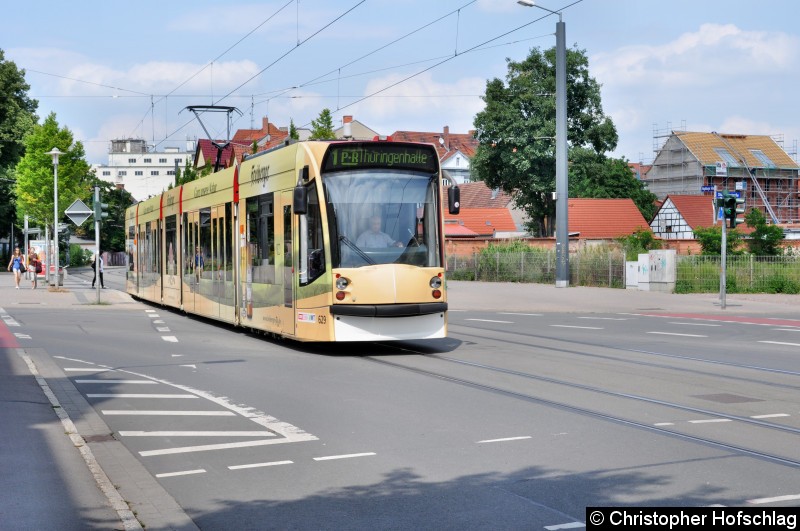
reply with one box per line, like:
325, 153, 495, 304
730, 195, 745, 228
94, 194, 109, 225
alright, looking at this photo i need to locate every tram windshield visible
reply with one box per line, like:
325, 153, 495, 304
323, 170, 441, 268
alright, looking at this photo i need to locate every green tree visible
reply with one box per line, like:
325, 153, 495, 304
569, 147, 658, 220
14, 113, 93, 250
72, 182, 134, 252
616, 228, 662, 261
289, 119, 299, 140
744, 207, 783, 255
693, 225, 745, 255
472, 46, 618, 236
309, 109, 336, 140
175, 159, 200, 186
0, 49, 39, 253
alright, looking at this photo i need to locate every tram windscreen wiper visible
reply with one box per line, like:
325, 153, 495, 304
339, 235, 375, 265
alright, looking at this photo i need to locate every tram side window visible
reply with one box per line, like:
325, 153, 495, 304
165, 215, 177, 275
247, 193, 275, 283
199, 207, 211, 279
300, 181, 325, 286
224, 203, 233, 281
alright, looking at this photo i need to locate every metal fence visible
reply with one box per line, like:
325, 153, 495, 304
446, 251, 800, 294
675, 255, 800, 294
446, 250, 626, 288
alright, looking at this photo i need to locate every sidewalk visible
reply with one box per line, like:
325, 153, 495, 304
0, 270, 198, 530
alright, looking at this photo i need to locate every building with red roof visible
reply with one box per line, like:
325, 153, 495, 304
444, 207, 519, 238
567, 198, 651, 240
392, 126, 478, 184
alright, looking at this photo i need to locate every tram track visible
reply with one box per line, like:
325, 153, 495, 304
365, 340, 800, 469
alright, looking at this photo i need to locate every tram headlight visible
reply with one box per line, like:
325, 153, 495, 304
429, 276, 442, 289
335, 276, 349, 290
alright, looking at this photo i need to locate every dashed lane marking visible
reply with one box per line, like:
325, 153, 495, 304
750, 414, 790, 419
75, 379, 157, 384
229, 461, 293, 470
688, 419, 732, 424
162, 336, 179, 343
545, 523, 585, 530
647, 331, 707, 338
87, 394, 197, 399
313, 453, 376, 461
477, 436, 532, 443
577, 317, 627, 320
102, 410, 236, 416
667, 322, 721, 327
498, 312, 543, 316
119, 431, 275, 437
759, 341, 800, 347
748, 494, 800, 504
465, 318, 513, 324
155, 469, 206, 478
550, 325, 603, 330
140, 439, 288, 457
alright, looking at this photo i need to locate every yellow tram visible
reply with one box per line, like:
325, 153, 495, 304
125, 139, 460, 342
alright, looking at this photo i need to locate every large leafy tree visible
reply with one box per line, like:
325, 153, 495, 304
14, 113, 93, 250
309, 109, 336, 140
569, 147, 658, 220
472, 46, 620, 236
0, 49, 39, 253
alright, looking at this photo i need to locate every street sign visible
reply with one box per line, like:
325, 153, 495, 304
716, 191, 741, 199
717, 207, 725, 221
65, 199, 93, 226
700, 185, 715, 192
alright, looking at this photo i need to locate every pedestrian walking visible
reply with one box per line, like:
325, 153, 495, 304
27, 249, 40, 289
7, 247, 25, 289
92, 253, 105, 289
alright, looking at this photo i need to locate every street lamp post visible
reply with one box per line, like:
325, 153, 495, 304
518, 0, 569, 287
46, 147, 62, 287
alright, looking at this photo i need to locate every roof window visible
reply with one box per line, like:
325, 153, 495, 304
749, 149, 776, 168
713, 148, 740, 167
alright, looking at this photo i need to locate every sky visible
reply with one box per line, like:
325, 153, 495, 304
4, 0, 800, 166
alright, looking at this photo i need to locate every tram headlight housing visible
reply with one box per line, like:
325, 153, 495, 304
429, 275, 442, 289
335, 276, 349, 290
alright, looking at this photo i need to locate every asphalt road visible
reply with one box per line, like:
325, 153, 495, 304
5, 272, 799, 529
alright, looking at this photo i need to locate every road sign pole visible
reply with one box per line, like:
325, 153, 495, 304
720, 212, 727, 310
94, 186, 101, 304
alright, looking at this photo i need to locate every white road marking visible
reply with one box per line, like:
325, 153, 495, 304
64, 368, 112, 372
229, 461, 293, 470
759, 341, 800, 347
155, 469, 206, 478
465, 318, 513, 324
577, 317, 627, 320
477, 436, 532, 443
654, 422, 674, 426
145, 310, 156, 313
771, 328, 800, 332
171, 354, 184, 357
75, 379, 157, 384
102, 410, 236, 416
140, 439, 287, 457
647, 332, 707, 337
668, 322, 721, 327
148, 314, 160, 318
748, 494, 800, 504
119, 431, 275, 437
750, 413, 790, 419
550, 325, 603, 330
54, 356, 96, 364
688, 419, 732, 424
498, 312, 542, 316
154, 320, 166, 324
313, 453, 376, 461
162, 336, 179, 343
156, 327, 171, 332
180, 364, 197, 369
13, 333, 30, 339
87, 394, 197, 398
545, 523, 585, 530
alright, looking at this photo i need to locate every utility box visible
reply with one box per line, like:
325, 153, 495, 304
637, 254, 651, 291
647, 249, 677, 293
625, 261, 639, 289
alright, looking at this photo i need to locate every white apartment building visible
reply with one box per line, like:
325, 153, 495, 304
92, 138, 195, 201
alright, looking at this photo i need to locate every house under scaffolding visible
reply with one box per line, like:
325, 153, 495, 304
645, 128, 799, 224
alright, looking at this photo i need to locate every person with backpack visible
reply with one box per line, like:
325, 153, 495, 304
92, 252, 105, 289
7, 247, 25, 289
27, 249, 41, 289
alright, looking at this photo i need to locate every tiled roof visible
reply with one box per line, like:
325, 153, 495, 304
568, 198, 650, 238
232, 117, 287, 146
443, 222, 479, 237
195, 139, 236, 169
666, 195, 716, 230
455, 181, 514, 209
391, 130, 478, 160
675, 131, 798, 169
444, 208, 517, 236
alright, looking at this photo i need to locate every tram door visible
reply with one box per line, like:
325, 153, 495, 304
182, 211, 199, 314
278, 190, 295, 336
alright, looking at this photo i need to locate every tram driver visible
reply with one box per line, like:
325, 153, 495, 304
356, 216, 404, 248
